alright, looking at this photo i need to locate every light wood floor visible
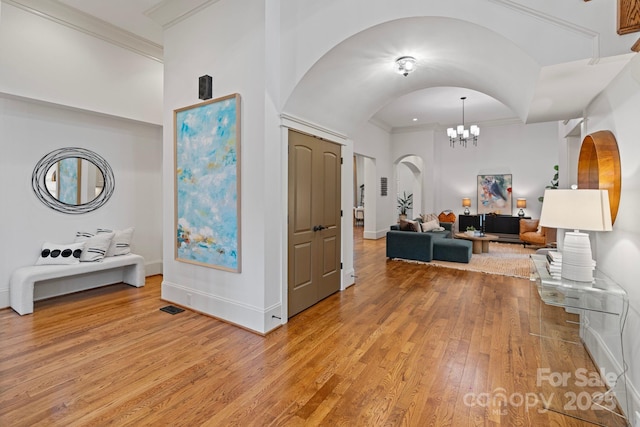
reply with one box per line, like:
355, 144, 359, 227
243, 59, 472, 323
0, 233, 628, 426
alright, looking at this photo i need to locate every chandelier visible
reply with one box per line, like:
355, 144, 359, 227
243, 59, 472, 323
447, 97, 479, 148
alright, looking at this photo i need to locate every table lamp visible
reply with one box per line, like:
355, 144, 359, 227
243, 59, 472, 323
462, 198, 471, 215
538, 188, 612, 282
516, 198, 526, 217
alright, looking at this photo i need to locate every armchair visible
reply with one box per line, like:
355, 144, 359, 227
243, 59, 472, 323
519, 219, 557, 247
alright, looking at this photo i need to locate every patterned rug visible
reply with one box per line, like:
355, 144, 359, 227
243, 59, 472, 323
394, 242, 536, 279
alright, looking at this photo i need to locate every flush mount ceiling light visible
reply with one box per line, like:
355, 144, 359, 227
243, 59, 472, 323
395, 56, 416, 76
447, 96, 479, 148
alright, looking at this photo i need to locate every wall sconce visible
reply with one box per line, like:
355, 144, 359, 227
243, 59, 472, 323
462, 198, 471, 215
516, 198, 526, 217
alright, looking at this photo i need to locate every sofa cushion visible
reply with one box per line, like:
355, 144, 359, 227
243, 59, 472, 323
433, 239, 472, 263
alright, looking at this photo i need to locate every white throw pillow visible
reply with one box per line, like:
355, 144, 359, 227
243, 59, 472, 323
75, 232, 114, 262
35, 242, 84, 265
97, 227, 134, 256
421, 219, 440, 232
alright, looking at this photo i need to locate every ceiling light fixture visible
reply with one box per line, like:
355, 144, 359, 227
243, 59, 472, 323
447, 97, 479, 148
395, 56, 416, 76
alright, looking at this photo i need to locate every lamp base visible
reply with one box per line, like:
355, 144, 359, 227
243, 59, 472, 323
518, 209, 525, 217
464, 208, 470, 215
561, 231, 595, 282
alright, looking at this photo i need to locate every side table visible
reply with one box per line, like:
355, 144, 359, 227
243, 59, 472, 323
529, 254, 630, 426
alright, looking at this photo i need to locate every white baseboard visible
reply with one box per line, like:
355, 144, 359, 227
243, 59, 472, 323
583, 323, 640, 422
161, 279, 281, 334
363, 229, 387, 240
342, 268, 355, 290
145, 260, 163, 276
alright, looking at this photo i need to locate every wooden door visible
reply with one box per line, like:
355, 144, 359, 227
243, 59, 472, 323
288, 130, 341, 318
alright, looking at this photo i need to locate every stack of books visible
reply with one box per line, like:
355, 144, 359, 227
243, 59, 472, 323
546, 251, 562, 279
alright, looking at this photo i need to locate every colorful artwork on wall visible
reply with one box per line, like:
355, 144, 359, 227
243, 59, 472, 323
477, 174, 512, 215
58, 157, 80, 205
174, 93, 241, 272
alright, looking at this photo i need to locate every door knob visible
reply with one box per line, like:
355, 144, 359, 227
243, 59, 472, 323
313, 225, 327, 232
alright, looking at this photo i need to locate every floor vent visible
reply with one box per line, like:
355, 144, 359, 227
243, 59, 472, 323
160, 305, 185, 315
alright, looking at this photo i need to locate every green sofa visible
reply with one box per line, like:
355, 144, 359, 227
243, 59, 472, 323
386, 221, 472, 263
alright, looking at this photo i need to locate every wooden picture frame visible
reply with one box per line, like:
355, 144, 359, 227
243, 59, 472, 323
617, 0, 640, 35
477, 174, 512, 215
174, 93, 241, 272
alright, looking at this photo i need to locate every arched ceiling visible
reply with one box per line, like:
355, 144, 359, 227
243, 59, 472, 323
19, 0, 637, 135
283, 15, 634, 136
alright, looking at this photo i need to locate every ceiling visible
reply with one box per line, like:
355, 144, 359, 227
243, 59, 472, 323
20, 0, 639, 132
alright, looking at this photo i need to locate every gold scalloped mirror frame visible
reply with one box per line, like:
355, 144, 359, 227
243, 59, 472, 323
577, 130, 621, 224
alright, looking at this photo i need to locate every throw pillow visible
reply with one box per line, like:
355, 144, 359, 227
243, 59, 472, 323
399, 218, 419, 232
74, 232, 114, 262
438, 210, 457, 223
35, 242, 83, 265
420, 213, 438, 223
421, 219, 440, 232
97, 227, 134, 256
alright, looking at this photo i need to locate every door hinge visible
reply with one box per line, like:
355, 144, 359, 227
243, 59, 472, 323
340, 157, 343, 164
341, 262, 343, 269
341, 210, 343, 217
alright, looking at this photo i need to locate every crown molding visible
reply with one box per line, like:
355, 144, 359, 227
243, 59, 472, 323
488, 0, 601, 64
280, 113, 348, 142
145, 0, 221, 30
5, 0, 163, 63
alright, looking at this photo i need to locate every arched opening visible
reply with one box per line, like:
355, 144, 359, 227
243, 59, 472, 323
396, 155, 423, 220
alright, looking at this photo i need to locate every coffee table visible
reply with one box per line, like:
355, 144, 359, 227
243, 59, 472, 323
454, 233, 499, 254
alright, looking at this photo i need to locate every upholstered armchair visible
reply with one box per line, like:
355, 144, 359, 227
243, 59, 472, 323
519, 219, 557, 247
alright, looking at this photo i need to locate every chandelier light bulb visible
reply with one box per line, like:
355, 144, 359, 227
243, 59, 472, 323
448, 96, 480, 148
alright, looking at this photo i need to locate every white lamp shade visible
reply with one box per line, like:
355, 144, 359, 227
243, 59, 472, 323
457, 125, 464, 135
539, 189, 612, 231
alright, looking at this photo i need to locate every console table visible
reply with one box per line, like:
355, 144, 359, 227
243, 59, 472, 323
529, 254, 630, 426
459, 214, 528, 243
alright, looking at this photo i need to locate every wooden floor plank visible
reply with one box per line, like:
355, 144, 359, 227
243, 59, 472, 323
0, 232, 629, 426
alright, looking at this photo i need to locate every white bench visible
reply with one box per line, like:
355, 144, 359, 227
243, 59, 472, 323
10, 254, 145, 315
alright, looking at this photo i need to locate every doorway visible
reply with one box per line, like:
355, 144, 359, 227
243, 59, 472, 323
287, 130, 342, 318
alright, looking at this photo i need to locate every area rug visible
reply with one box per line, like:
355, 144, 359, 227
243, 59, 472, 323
394, 242, 536, 279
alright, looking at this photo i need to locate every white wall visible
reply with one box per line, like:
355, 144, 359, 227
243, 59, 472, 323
352, 122, 394, 238
0, 3, 163, 125
0, 94, 163, 308
161, 0, 286, 334
581, 53, 640, 416
388, 122, 558, 230
433, 122, 559, 219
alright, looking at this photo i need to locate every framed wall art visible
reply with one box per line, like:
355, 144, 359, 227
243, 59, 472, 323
477, 174, 512, 215
174, 93, 241, 272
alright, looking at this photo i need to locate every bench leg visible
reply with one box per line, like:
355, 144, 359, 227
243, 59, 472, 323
11, 281, 35, 315
122, 262, 145, 287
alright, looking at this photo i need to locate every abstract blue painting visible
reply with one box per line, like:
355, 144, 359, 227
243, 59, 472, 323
174, 94, 241, 272
58, 158, 79, 205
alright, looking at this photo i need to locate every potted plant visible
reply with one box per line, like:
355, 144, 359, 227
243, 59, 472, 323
538, 164, 559, 202
397, 191, 413, 220
466, 226, 476, 236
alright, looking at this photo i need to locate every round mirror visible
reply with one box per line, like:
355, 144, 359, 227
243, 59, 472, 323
32, 148, 115, 214
44, 158, 105, 205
